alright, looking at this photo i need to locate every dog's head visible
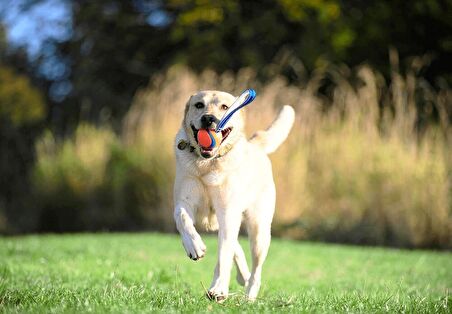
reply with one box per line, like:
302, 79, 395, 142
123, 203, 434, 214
183, 90, 245, 159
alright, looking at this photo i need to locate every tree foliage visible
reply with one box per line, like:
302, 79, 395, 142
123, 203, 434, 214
0, 25, 47, 233
17, 0, 450, 127
0, 65, 45, 126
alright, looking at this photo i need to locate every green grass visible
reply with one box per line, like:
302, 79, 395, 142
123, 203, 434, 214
0, 233, 450, 313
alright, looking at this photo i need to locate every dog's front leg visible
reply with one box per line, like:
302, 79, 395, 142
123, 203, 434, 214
174, 176, 206, 260
208, 207, 242, 302
174, 202, 206, 260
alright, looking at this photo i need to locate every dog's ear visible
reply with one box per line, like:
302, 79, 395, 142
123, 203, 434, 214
183, 95, 193, 121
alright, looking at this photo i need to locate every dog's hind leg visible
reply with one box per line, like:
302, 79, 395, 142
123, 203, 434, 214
211, 241, 249, 288
234, 242, 250, 286
246, 219, 272, 300
245, 191, 275, 300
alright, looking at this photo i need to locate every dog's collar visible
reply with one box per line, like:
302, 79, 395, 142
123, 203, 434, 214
177, 139, 233, 159
177, 140, 195, 152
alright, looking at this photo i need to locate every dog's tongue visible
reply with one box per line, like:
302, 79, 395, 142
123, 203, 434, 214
197, 129, 221, 149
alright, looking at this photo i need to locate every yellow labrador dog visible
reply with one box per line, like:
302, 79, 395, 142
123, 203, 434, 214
173, 90, 294, 301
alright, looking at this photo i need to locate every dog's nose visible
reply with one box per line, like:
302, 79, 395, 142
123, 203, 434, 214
200, 115, 217, 128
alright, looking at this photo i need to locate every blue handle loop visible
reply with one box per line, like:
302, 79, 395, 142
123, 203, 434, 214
216, 89, 256, 132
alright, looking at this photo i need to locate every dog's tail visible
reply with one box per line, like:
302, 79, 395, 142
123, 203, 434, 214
250, 105, 295, 154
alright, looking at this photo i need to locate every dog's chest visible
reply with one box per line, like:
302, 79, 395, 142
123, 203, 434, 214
201, 170, 225, 186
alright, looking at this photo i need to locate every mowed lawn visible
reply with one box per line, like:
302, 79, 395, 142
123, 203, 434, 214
0, 233, 450, 313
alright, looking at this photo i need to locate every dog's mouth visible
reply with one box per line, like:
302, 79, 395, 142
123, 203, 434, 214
191, 125, 233, 158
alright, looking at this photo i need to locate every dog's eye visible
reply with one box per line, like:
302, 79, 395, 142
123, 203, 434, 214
194, 102, 204, 109
221, 104, 229, 110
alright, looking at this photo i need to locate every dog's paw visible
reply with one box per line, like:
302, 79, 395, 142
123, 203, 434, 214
245, 278, 261, 301
207, 280, 229, 303
182, 232, 206, 261
206, 290, 227, 303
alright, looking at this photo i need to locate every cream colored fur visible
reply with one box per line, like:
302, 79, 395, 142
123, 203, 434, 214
173, 90, 294, 301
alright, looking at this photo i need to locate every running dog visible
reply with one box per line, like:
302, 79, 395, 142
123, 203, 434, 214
173, 90, 295, 301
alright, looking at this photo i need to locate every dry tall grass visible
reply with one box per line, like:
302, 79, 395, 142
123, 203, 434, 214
34, 62, 451, 248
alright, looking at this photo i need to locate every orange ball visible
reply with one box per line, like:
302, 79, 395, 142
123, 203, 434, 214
197, 129, 222, 148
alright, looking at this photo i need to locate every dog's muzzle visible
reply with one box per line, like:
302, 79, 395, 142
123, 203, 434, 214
200, 114, 219, 129
190, 124, 233, 159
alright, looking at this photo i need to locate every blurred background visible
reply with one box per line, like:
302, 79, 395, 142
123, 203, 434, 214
0, 0, 450, 249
